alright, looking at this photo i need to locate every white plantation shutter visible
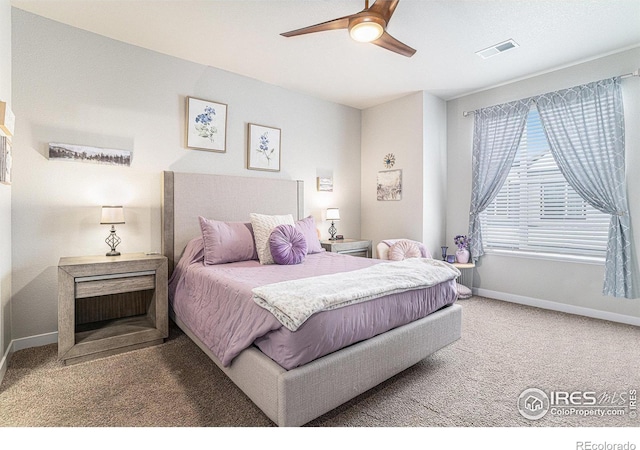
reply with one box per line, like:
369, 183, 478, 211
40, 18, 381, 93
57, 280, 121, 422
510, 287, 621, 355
479, 107, 609, 259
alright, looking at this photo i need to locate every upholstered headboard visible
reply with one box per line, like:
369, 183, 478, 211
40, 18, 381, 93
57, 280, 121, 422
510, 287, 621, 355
162, 171, 304, 274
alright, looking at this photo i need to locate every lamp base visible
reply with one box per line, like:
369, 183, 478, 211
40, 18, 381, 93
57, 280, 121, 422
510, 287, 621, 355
105, 226, 122, 257
328, 221, 337, 241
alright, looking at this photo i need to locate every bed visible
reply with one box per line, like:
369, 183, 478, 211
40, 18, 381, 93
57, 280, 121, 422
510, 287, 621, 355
162, 170, 462, 427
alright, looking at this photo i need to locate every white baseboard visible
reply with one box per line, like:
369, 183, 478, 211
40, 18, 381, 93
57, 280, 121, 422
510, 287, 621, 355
474, 288, 640, 327
0, 339, 12, 387
0, 332, 57, 387
12, 331, 58, 351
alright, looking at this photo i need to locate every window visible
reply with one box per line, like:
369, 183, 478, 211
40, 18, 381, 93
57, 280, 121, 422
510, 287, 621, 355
479, 107, 609, 260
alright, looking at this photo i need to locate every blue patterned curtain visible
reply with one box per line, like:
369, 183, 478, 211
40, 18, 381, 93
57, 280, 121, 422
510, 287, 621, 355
468, 100, 530, 261
535, 77, 639, 298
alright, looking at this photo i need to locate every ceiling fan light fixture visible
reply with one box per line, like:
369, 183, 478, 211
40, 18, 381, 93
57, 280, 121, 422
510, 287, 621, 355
349, 16, 385, 43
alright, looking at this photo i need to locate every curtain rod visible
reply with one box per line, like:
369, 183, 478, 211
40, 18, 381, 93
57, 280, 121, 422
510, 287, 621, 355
462, 69, 640, 117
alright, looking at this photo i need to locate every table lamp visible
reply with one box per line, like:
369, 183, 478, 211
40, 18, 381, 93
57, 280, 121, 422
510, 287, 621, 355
326, 208, 340, 240
100, 206, 125, 256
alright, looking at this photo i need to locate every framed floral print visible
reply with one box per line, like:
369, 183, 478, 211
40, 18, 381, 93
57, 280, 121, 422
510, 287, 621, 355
185, 96, 227, 152
247, 123, 281, 172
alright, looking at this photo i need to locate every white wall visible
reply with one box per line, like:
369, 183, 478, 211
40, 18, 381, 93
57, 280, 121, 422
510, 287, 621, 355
446, 48, 640, 320
361, 91, 447, 258
11, 9, 362, 339
422, 93, 448, 255
0, 0, 12, 361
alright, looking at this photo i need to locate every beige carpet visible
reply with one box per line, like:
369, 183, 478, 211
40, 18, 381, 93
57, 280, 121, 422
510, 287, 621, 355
1, 296, 639, 428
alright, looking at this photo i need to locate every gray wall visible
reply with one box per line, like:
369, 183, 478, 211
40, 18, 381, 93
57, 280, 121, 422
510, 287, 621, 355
0, 0, 11, 361
446, 48, 640, 320
11, 9, 362, 339
361, 91, 447, 258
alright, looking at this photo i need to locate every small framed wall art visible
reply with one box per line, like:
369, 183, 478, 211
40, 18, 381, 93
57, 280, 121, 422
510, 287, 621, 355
185, 96, 227, 152
247, 123, 281, 172
0, 136, 11, 185
0, 101, 15, 137
377, 169, 402, 201
317, 177, 333, 192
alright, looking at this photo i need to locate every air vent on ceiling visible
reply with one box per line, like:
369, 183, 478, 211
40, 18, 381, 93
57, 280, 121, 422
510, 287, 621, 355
476, 39, 519, 59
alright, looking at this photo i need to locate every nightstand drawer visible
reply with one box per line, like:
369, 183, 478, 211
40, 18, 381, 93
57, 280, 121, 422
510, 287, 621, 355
340, 249, 369, 258
320, 239, 372, 258
75, 273, 156, 298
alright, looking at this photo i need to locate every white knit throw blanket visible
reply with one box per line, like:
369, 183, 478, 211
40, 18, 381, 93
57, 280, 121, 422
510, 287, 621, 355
252, 258, 460, 331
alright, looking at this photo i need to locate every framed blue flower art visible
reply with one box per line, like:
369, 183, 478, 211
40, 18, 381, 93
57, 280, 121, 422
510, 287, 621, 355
247, 123, 281, 172
186, 96, 227, 152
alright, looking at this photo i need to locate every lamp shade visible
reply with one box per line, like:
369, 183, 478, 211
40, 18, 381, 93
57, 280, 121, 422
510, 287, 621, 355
100, 206, 125, 224
326, 208, 340, 221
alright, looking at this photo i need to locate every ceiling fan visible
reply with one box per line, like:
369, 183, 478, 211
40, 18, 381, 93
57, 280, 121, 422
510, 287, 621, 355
280, 0, 416, 57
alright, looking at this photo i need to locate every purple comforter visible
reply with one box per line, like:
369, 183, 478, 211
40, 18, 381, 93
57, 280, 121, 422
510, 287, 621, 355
169, 238, 458, 370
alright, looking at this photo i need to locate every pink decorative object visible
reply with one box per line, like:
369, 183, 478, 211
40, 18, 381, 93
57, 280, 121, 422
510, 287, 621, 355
456, 248, 470, 264
388, 239, 422, 261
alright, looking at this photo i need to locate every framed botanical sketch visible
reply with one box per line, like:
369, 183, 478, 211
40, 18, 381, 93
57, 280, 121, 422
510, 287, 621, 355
377, 169, 402, 201
185, 96, 227, 152
247, 123, 281, 172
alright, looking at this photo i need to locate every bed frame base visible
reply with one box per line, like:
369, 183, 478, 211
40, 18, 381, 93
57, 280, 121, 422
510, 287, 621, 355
171, 303, 462, 427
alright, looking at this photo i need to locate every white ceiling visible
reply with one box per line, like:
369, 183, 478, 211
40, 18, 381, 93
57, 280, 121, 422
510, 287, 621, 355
11, 0, 640, 109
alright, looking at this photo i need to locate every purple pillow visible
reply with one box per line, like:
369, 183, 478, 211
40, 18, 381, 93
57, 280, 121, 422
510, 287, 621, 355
198, 216, 258, 265
269, 224, 307, 265
295, 216, 323, 254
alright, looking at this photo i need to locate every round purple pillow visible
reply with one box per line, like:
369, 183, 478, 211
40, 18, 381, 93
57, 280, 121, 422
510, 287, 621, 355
269, 224, 308, 265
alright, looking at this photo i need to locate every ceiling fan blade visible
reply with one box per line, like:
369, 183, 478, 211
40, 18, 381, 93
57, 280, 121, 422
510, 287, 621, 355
372, 31, 416, 57
280, 16, 351, 37
368, 0, 400, 23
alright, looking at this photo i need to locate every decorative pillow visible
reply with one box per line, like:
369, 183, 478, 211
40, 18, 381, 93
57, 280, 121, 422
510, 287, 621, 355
269, 224, 308, 265
198, 216, 257, 265
250, 213, 295, 265
295, 216, 323, 254
388, 239, 423, 261
457, 282, 472, 299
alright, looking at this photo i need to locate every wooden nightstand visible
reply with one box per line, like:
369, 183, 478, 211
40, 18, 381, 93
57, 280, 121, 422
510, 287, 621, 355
453, 262, 475, 290
321, 239, 372, 258
57, 253, 168, 365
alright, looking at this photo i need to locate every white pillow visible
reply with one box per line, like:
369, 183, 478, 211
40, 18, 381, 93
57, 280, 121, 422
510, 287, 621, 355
250, 213, 295, 265
388, 239, 423, 261
457, 282, 472, 299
